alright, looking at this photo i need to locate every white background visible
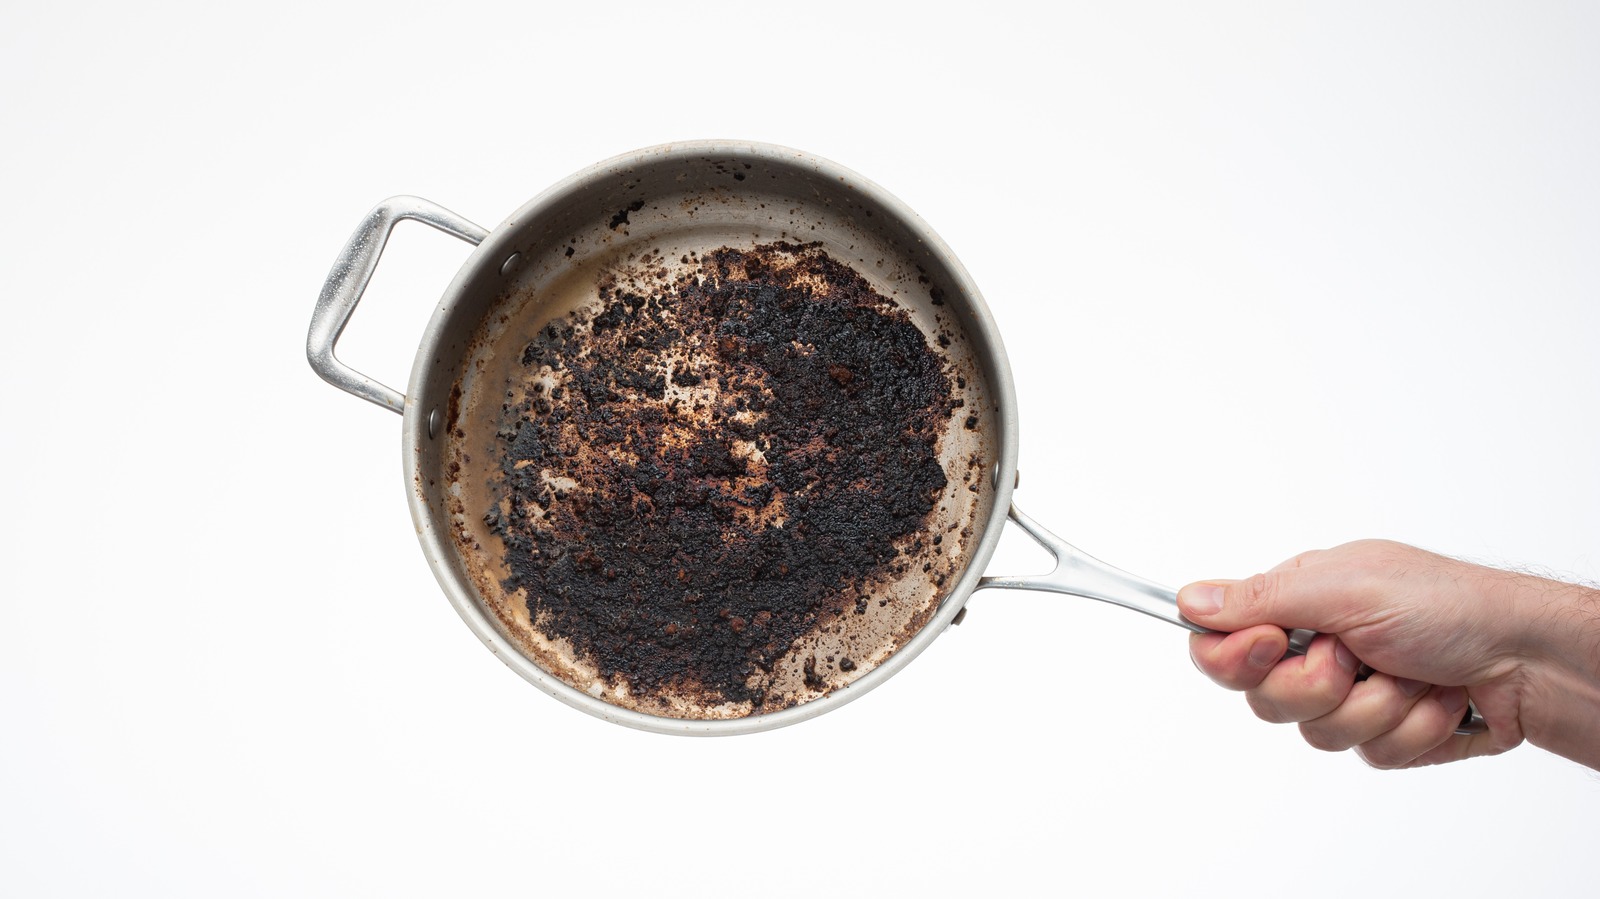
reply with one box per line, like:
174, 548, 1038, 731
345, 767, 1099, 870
4, 2, 1597, 896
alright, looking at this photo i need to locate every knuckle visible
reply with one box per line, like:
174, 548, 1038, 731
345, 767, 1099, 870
1344, 538, 1401, 558
1355, 744, 1407, 770
1227, 671, 1268, 692
1351, 539, 1416, 576
1272, 550, 1320, 572
1192, 633, 1271, 692
1234, 572, 1277, 617
1245, 690, 1289, 724
1308, 663, 1354, 709
1296, 667, 1341, 707
1204, 664, 1252, 692
1188, 637, 1229, 681
1371, 688, 1414, 731
1298, 722, 1349, 753
1258, 658, 1351, 724
1213, 671, 1255, 692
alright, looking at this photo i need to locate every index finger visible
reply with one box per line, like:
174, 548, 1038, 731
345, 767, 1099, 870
1188, 624, 1289, 692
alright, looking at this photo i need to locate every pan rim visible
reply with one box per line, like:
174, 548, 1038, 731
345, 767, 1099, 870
402, 140, 1020, 734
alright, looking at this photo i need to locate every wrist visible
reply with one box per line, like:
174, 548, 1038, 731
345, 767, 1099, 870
1491, 570, 1600, 765
1520, 652, 1600, 767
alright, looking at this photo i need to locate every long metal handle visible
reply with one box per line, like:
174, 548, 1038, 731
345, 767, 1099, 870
976, 503, 1486, 736
978, 503, 1205, 632
307, 196, 489, 414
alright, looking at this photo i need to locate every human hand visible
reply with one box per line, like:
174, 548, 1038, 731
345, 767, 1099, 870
1178, 540, 1600, 770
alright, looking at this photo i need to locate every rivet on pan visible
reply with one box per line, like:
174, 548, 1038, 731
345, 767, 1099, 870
990, 463, 1019, 490
951, 606, 969, 626
500, 252, 522, 277
427, 406, 440, 440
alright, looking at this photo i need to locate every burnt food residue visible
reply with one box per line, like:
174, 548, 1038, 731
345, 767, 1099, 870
486, 242, 956, 711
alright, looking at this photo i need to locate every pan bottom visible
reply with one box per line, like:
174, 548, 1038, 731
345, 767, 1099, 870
442, 199, 992, 718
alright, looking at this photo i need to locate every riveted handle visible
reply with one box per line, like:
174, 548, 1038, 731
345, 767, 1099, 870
307, 196, 488, 414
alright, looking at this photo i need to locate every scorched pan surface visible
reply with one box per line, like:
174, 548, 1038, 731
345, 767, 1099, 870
444, 189, 994, 719
310, 142, 1033, 735
384, 143, 1010, 731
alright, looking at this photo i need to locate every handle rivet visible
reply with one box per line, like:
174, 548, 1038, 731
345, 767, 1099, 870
989, 464, 1020, 490
500, 252, 522, 277
427, 406, 440, 440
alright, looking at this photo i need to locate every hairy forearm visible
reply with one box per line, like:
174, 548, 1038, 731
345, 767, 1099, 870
1496, 571, 1600, 768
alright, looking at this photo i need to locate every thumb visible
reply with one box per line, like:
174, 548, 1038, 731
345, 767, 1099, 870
1177, 570, 1352, 633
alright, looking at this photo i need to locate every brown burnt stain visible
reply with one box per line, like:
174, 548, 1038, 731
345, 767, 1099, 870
482, 242, 957, 713
446, 382, 464, 438
437, 176, 998, 720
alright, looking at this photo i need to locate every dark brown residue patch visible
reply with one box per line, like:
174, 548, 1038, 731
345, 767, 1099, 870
446, 382, 465, 443
608, 200, 646, 230
487, 242, 955, 710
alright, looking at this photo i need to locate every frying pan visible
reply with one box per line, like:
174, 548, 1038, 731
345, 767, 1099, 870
308, 141, 1483, 736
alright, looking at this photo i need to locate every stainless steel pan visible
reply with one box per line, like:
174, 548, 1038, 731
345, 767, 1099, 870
309, 141, 1483, 736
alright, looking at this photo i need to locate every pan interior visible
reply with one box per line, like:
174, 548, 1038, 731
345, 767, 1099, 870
436, 150, 998, 720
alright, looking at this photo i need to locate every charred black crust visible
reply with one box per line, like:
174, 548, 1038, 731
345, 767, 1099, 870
487, 242, 955, 708
608, 200, 646, 230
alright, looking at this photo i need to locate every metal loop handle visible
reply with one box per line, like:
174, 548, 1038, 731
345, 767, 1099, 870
977, 503, 1487, 736
307, 196, 489, 414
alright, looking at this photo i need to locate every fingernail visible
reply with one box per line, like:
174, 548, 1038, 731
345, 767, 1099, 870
1185, 584, 1224, 617
1396, 677, 1428, 697
1247, 637, 1280, 668
1334, 641, 1359, 673
1438, 686, 1469, 714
